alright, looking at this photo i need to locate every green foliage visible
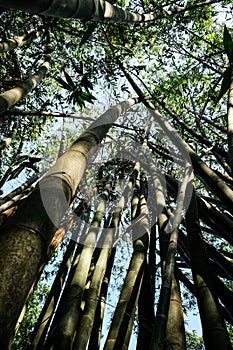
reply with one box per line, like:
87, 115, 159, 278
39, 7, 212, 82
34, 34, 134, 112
186, 331, 204, 350
12, 281, 50, 350
54, 69, 96, 108
227, 324, 233, 345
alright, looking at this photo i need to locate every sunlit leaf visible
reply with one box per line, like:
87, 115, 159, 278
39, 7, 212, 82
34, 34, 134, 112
76, 94, 85, 108
164, 10, 173, 23
80, 91, 96, 102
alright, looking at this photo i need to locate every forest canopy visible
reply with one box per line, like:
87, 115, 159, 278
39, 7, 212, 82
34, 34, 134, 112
0, 0, 233, 349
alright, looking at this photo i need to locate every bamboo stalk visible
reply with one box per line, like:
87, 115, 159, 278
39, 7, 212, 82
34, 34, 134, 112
185, 192, 232, 350
87, 248, 116, 350
72, 164, 140, 349
165, 275, 186, 350
0, 30, 42, 53
0, 41, 52, 114
27, 239, 79, 350
104, 176, 150, 350
46, 181, 112, 350
0, 0, 223, 23
136, 264, 154, 350
227, 69, 233, 174
150, 161, 190, 350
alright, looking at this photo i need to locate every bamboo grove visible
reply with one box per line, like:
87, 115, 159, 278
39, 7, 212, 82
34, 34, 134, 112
0, 0, 233, 349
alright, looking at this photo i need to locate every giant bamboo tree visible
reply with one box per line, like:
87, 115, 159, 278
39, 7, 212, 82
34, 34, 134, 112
0, 1, 233, 350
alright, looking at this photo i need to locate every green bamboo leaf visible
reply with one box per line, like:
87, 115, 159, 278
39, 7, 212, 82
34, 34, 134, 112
80, 23, 98, 47
54, 77, 72, 91
164, 10, 173, 23
223, 26, 233, 63
71, 59, 83, 75
81, 75, 93, 90
14, 155, 29, 164
76, 95, 85, 108
9, 165, 24, 180
80, 91, 94, 100
69, 89, 85, 107
63, 70, 75, 89
154, 85, 166, 93
80, 91, 91, 98
215, 66, 231, 104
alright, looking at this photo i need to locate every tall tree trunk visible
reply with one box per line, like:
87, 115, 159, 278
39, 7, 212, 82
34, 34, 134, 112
73, 164, 140, 349
0, 98, 137, 349
227, 69, 233, 174
0, 0, 221, 23
185, 192, 232, 350
0, 30, 42, 53
28, 239, 80, 350
0, 41, 52, 114
150, 159, 190, 350
87, 248, 116, 350
15, 216, 74, 345
0, 0, 157, 22
72, 244, 112, 350
136, 263, 154, 350
46, 179, 113, 350
150, 225, 180, 350
165, 274, 186, 350
104, 177, 150, 350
